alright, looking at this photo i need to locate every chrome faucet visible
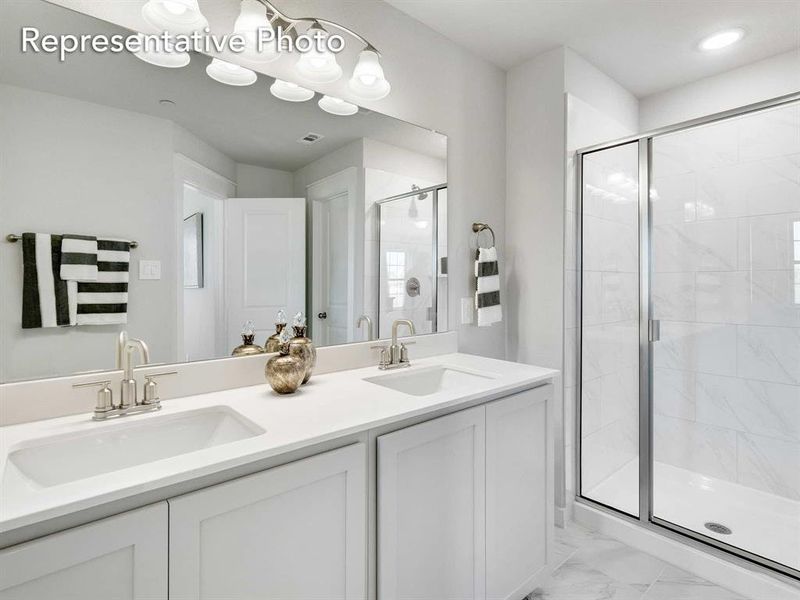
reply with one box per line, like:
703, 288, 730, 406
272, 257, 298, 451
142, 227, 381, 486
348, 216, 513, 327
120, 336, 150, 409
356, 314, 373, 341
374, 319, 416, 370
75, 332, 174, 421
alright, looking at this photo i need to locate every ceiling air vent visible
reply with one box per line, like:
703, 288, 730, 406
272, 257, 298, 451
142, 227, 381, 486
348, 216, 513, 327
297, 132, 324, 145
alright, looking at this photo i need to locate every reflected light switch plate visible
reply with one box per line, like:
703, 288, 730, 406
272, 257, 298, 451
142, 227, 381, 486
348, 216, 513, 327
138, 260, 161, 280
461, 297, 474, 325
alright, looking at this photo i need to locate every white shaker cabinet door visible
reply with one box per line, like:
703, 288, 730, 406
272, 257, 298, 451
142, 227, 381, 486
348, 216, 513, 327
169, 443, 367, 600
378, 405, 486, 600
486, 386, 553, 600
0, 503, 168, 600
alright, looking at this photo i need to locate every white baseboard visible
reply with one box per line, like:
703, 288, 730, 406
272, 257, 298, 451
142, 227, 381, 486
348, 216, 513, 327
574, 502, 800, 600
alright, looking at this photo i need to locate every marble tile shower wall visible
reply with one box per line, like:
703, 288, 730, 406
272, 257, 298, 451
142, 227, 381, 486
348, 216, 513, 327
579, 143, 641, 493
651, 102, 800, 500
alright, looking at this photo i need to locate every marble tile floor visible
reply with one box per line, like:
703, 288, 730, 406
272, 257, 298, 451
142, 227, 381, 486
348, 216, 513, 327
528, 521, 751, 600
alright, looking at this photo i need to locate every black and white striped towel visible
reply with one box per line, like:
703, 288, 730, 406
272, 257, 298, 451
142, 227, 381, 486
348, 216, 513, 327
22, 233, 73, 328
75, 239, 130, 325
474, 246, 502, 327
60, 234, 98, 282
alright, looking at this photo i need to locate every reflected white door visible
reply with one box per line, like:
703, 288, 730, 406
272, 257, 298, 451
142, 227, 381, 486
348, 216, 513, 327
225, 198, 305, 350
313, 192, 350, 346
309, 168, 362, 346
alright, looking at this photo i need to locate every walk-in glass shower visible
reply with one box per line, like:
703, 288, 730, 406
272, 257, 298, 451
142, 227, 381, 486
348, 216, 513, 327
576, 95, 800, 578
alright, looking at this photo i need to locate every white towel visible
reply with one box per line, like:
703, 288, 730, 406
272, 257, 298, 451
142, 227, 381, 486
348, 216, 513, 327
474, 246, 502, 327
60, 235, 98, 282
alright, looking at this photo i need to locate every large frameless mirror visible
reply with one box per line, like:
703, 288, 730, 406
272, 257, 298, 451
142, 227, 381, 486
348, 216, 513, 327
0, 0, 448, 383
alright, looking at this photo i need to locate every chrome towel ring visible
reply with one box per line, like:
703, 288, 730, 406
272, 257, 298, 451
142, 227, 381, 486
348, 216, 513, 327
472, 222, 496, 248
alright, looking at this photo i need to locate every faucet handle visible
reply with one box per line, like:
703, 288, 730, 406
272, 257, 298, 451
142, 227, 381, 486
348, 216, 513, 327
74, 380, 115, 418
399, 344, 410, 364
143, 371, 177, 405
370, 345, 390, 368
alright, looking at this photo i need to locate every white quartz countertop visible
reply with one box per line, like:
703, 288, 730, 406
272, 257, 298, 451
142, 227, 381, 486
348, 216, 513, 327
0, 353, 557, 537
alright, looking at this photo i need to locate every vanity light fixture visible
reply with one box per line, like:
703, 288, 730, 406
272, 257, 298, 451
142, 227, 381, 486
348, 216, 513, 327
318, 95, 358, 116
699, 28, 745, 51
133, 34, 191, 68
295, 25, 343, 84
141, 0, 208, 34
206, 58, 258, 86
137, 0, 392, 110
270, 79, 315, 102
231, 0, 279, 63
349, 49, 391, 100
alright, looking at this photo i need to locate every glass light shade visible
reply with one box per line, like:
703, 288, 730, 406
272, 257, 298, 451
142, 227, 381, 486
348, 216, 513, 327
318, 95, 358, 116
348, 49, 390, 100
206, 58, 258, 86
295, 29, 342, 84
232, 0, 279, 63
270, 79, 314, 102
133, 34, 190, 68
142, 0, 208, 34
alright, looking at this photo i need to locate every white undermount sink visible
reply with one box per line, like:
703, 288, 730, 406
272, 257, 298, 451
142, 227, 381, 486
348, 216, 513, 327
7, 406, 264, 488
364, 365, 496, 397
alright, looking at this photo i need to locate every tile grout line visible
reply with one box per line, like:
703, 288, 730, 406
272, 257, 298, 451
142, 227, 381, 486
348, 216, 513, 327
639, 564, 667, 600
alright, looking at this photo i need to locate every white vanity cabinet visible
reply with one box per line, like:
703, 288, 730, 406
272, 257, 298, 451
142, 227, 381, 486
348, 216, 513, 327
0, 376, 553, 600
486, 387, 551, 600
168, 443, 367, 600
378, 385, 552, 600
0, 503, 168, 600
378, 405, 487, 600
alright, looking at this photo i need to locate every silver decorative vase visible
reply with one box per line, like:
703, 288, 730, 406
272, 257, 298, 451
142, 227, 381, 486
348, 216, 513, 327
265, 343, 305, 394
289, 325, 316, 384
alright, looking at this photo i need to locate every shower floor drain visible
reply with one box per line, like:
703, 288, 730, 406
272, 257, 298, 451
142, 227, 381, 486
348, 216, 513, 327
704, 522, 732, 535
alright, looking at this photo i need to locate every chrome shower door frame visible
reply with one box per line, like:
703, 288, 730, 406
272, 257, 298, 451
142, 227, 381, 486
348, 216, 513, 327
375, 183, 447, 339
574, 91, 800, 583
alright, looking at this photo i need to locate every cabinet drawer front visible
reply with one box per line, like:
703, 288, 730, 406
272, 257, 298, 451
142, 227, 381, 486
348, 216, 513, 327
169, 443, 367, 600
486, 387, 551, 600
378, 406, 486, 600
0, 503, 167, 600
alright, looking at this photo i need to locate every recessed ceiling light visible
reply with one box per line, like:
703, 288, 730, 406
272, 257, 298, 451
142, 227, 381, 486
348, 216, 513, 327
699, 28, 745, 52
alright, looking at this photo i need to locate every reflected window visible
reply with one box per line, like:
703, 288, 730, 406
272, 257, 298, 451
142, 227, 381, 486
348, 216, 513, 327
386, 251, 406, 308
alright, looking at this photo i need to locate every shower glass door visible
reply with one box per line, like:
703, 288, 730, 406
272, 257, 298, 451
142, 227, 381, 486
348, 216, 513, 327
377, 187, 441, 338
650, 101, 800, 572
579, 141, 641, 517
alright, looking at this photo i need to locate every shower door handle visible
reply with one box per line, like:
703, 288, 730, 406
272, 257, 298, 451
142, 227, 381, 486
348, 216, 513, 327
649, 320, 661, 342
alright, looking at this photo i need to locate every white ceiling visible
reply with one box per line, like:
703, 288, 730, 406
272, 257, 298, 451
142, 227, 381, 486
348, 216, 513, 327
1, 1, 445, 171
385, 0, 800, 97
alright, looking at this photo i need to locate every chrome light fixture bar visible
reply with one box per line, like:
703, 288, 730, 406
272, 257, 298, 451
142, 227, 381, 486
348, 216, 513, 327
260, 0, 390, 99
138, 0, 390, 109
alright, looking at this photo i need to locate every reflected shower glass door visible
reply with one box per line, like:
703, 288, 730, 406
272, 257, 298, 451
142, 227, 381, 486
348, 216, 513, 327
580, 141, 641, 516
377, 190, 437, 338
650, 101, 800, 571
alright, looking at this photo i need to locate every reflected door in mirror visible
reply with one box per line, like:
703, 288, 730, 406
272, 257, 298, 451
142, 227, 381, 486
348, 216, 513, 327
224, 198, 306, 351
